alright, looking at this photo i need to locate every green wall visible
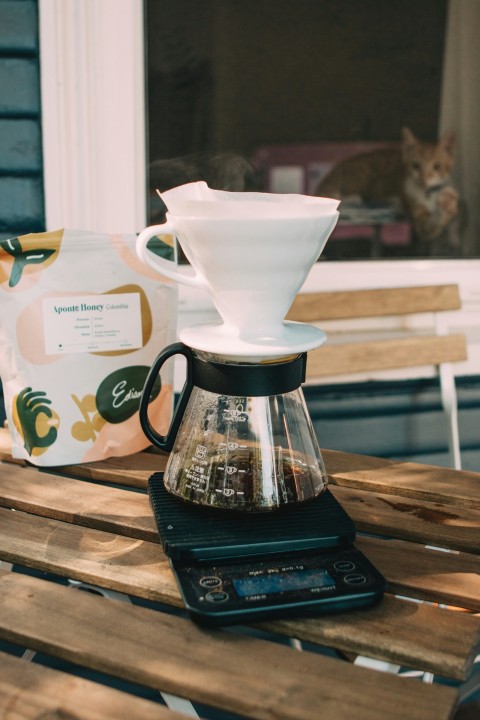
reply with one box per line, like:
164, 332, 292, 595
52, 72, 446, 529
0, 0, 45, 241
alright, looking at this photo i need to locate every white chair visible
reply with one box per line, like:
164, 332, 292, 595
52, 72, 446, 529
287, 284, 467, 469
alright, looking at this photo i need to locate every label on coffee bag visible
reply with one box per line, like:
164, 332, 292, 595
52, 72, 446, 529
42, 293, 142, 355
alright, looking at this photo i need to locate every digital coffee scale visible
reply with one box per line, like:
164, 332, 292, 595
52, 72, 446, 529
148, 473, 386, 626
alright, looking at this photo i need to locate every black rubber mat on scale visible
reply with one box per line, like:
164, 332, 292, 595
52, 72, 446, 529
148, 473, 356, 561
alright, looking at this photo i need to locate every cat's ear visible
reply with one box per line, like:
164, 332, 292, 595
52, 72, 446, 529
440, 129, 456, 157
401, 127, 417, 149
401, 127, 417, 160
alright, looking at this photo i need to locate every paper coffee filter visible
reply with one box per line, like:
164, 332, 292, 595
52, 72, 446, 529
159, 181, 339, 218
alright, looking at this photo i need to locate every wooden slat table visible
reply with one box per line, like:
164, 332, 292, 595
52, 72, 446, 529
0, 434, 479, 719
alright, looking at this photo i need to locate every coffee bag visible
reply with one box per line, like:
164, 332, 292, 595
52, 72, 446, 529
0, 229, 177, 465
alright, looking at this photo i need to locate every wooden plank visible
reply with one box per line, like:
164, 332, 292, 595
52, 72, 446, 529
0, 506, 179, 606
0, 570, 459, 719
0, 1, 39, 53
1, 508, 479, 678
0, 463, 156, 541
356, 535, 480, 612
331, 485, 480, 554
61, 449, 167, 487
0, 176, 44, 232
322, 448, 480, 511
0, 650, 185, 720
0, 119, 42, 173
0, 58, 41, 115
287, 284, 462, 322
305, 334, 467, 377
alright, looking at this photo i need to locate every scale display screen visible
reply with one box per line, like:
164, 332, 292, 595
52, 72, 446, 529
232, 567, 335, 597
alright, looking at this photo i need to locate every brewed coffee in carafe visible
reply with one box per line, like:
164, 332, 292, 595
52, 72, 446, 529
136, 182, 339, 511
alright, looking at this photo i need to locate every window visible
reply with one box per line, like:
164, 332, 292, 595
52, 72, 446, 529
145, 0, 479, 261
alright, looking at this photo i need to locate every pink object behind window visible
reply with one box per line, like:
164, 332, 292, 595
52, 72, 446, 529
251, 142, 411, 247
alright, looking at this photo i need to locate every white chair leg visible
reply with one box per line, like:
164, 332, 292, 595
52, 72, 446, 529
161, 693, 201, 717
354, 656, 401, 673
438, 361, 462, 469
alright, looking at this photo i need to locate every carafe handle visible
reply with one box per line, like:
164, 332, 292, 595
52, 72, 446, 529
136, 223, 204, 289
139, 342, 195, 452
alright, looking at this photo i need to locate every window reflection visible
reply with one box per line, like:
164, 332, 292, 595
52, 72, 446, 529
146, 0, 475, 260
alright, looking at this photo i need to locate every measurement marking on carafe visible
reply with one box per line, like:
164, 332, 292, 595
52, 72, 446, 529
215, 488, 235, 497
217, 465, 246, 475
223, 408, 247, 422
218, 442, 247, 450
194, 444, 208, 459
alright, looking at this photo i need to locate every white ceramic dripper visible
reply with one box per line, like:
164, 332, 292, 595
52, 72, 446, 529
136, 181, 339, 359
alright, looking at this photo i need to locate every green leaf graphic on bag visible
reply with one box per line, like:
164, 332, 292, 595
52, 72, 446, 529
0, 237, 56, 287
71, 394, 106, 441
96, 366, 161, 424
12, 387, 59, 456
146, 235, 175, 260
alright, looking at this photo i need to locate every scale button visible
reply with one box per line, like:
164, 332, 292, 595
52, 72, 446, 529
333, 560, 356, 572
199, 576, 222, 588
344, 573, 367, 585
205, 590, 229, 603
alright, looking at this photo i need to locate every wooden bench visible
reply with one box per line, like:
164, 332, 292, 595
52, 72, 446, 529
287, 284, 467, 469
0, 436, 479, 719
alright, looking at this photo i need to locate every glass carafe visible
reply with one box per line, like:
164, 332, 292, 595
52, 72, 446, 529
139, 343, 327, 511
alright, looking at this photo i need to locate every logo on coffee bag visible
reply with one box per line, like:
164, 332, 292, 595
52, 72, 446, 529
95, 366, 161, 424
12, 387, 60, 456
0, 230, 63, 289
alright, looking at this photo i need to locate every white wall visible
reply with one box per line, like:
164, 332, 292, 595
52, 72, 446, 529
39, 0, 146, 234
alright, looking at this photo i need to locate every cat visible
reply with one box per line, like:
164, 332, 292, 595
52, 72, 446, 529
315, 128, 460, 254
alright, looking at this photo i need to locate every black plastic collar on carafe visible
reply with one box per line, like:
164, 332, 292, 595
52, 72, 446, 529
191, 352, 307, 397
